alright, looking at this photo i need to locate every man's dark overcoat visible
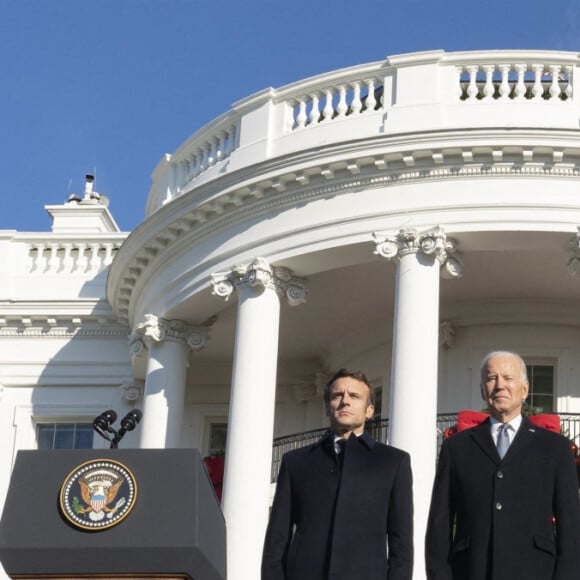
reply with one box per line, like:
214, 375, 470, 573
261, 431, 413, 580
425, 417, 580, 580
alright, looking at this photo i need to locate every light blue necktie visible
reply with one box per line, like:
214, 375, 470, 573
496, 424, 511, 459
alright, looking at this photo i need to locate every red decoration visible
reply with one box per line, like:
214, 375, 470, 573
203, 455, 225, 502
446, 411, 578, 461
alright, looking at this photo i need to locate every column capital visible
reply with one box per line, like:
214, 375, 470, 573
373, 226, 462, 278
211, 257, 307, 306
129, 314, 210, 353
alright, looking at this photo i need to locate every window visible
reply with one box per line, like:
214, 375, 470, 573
37, 423, 94, 450
525, 364, 555, 413
208, 422, 228, 455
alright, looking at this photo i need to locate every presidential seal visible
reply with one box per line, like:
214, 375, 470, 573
59, 459, 137, 530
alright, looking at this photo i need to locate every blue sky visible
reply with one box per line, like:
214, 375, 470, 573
2, 0, 580, 232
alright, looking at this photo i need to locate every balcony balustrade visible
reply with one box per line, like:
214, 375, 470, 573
270, 412, 580, 482
147, 49, 580, 217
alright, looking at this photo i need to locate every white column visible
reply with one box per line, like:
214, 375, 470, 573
212, 257, 306, 580
374, 227, 461, 580
129, 314, 209, 448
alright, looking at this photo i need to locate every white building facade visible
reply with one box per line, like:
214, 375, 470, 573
3, 50, 580, 579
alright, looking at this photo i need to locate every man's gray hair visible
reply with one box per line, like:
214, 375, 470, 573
480, 351, 528, 383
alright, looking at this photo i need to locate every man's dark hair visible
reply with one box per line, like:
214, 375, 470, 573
323, 368, 375, 406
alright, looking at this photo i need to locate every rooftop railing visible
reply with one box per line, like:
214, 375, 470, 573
147, 50, 580, 218
270, 412, 580, 482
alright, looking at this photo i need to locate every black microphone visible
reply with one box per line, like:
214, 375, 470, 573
93, 410, 118, 441
110, 409, 143, 448
120, 409, 142, 433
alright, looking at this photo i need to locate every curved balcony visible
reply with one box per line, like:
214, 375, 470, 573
147, 49, 580, 218
109, 48, 580, 330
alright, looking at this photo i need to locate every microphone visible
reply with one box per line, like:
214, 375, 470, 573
92, 409, 142, 448
93, 410, 118, 442
120, 409, 142, 433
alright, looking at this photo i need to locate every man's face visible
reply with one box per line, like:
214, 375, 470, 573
326, 376, 375, 435
481, 355, 529, 422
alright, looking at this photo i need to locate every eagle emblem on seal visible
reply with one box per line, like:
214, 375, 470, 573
60, 459, 137, 530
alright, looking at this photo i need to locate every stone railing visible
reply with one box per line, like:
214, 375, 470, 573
147, 50, 580, 217
25, 240, 123, 275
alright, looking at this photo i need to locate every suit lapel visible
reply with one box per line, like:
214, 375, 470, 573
501, 417, 536, 461
470, 419, 501, 464
470, 416, 537, 465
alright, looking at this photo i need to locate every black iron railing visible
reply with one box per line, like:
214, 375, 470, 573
270, 413, 580, 482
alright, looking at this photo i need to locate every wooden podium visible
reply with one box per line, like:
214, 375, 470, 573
0, 449, 226, 580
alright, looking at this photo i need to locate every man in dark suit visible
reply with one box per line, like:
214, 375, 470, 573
426, 351, 580, 580
262, 368, 413, 580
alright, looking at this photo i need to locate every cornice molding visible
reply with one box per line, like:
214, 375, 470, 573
0, 314, 128, 338
108, 132, 580, 326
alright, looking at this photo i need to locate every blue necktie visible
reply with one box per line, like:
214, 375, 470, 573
496, 424, 511, 459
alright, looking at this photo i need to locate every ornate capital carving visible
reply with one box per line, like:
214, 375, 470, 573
373, 226, 462, 278
128, 334, 148, 359
211, 257, 307, 306
567, 227, 580, 277
130, 314, 209, 352
120, 381, 144, 402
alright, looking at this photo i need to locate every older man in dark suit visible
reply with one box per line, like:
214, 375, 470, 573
426, 350, 580, 580
262, 368, 413, 580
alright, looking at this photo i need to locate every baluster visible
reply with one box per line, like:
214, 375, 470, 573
308, 93, 320, 126
466, 66, 479, 100
322, 89, 334, 121
88, 243, 102, 272
26, 244, 35, 272
185, 157, 193, 182
514, 64, 527, 99
208, 138, 218, 166
102, 243, 115, 266
61, 243, 74, 273
169, 162, 178, 199
217, 131, 227, 161
191, 152, 201, 177
364, 79, 377, 112
498, 64, 511, 99
224, 126, 236, 157
482, 65, 495, 100
336, 85, 348, 118
47, 243, 60, 272
74, 242, 88, 273
32, 243, 46, 272
350, 82, 362, 114
565, 66, 573, 99
200, 144, 209, 173
549, 65, 562, 99
295, 99, 307, 128
532, 64, 544, 100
